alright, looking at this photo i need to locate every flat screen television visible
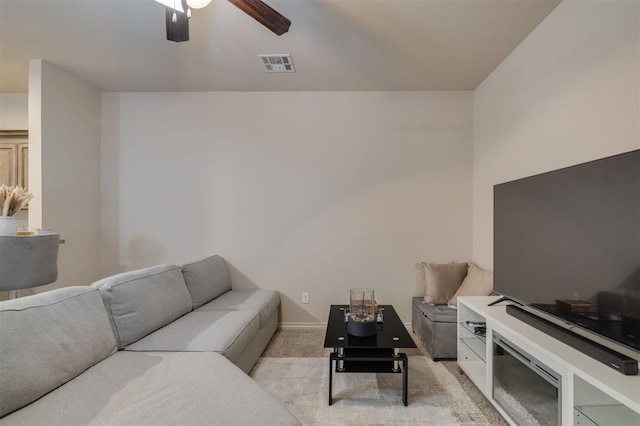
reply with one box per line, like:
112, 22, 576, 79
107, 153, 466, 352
494, 149, 640, 361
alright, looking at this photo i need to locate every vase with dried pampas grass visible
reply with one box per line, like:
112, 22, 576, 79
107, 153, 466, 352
0, 185, 34, 236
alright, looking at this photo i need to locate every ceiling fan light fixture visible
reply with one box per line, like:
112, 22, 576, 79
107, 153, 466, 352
153, 0, 184, 13
186, 0, 211, 9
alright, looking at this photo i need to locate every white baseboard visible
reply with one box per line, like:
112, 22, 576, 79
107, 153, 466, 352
279, 322, 326, 330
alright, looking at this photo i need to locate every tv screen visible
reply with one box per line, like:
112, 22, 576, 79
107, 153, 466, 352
494, 149, 640, 355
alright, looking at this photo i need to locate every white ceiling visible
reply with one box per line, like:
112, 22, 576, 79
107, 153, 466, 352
0, 0, 560, 93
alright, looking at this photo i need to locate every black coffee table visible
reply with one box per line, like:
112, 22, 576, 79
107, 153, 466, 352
323, 304, 417, 406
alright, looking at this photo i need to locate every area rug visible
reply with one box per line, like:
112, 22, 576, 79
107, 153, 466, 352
250, 356, 491, 425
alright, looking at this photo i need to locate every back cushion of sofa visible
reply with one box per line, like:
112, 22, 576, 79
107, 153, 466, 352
91, 264, 192, 349
0, 286, 117, 418
180, 255, 231, 309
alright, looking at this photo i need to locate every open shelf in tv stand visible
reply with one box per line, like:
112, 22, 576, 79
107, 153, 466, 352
457, 296, 640, 425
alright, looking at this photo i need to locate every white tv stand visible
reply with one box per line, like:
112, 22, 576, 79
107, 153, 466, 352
457, 296, 640, 425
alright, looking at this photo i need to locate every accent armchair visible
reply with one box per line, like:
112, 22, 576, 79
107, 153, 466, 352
0, 234, 59, 299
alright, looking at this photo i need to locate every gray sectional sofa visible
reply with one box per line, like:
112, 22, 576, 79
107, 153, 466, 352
0, 255, 300, 425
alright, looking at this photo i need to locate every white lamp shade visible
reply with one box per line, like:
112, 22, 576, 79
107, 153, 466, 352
186, 0, 211, 9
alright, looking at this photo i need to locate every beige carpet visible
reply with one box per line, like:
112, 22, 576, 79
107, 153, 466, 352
251, 356, 491, 425
258, 329, 507, 425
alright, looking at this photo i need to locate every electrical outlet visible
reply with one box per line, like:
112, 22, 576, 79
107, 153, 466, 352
302, 292, 309, 304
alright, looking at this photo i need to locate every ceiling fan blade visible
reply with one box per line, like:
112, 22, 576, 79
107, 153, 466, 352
165, 0, 189, 42
227, 0, 291, 36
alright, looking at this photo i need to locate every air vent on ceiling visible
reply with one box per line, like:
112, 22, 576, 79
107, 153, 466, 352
258, 54, 295, 73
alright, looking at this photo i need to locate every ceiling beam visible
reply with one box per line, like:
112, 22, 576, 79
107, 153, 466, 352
227, 0, 291, 36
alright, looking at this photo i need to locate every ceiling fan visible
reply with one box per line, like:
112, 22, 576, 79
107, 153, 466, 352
154, 0, 291, 42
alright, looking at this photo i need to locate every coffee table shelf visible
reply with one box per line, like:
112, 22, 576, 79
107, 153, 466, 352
336, 348, 400, 372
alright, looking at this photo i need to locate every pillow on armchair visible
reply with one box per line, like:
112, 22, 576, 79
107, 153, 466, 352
411, 262, 428, 298
412, 261, 468, 304
449, 263, 494, 306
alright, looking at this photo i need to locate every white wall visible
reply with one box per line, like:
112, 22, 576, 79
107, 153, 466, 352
0, 94, 28, 129
101, 91, 473, 324
473, 0, 640, 270
29, 60, 102, 291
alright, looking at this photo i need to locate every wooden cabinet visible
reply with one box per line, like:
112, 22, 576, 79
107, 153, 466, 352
0, 143, 18, 186
0, 130, 28, 188
17, 142, 28, 188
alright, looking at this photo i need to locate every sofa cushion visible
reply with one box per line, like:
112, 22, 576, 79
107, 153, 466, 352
124, 310, 260, 363
423, 261, 468, 304
411, 262, 427, 298
415, 299, 458, 323
91, 264, 193, 349
449, 263, 494, 306
180, 255, 231, 309
196, 289, 280, 328
0, 287, 117, 418
0, 351, 300, 425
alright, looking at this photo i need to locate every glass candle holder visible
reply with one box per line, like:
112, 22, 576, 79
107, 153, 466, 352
347, 288, 377, 337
